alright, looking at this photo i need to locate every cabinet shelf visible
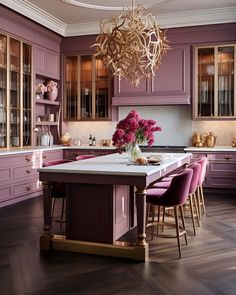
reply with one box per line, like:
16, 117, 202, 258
35, 98, 60, 106
35, 121, 58, 126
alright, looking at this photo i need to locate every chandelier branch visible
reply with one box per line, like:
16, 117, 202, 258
93, 3, 169, 86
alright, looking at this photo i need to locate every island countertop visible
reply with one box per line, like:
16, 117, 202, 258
38, 152, 192, 178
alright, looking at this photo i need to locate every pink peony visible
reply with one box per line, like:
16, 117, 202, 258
112, 109, 161, 150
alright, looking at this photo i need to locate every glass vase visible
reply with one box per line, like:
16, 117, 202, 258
126, 143, 142, 163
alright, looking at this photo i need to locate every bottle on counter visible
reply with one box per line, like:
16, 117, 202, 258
89, 134, 92, 146
92, 137, 96, 146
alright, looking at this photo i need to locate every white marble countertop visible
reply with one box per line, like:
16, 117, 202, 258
38, 152, 192, 176
0, 144, 116, 156
184, 146, 236, 152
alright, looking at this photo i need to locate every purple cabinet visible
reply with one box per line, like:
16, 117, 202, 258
34, 45, 60, 79
112, 44, 190, 106
0, 149, 63, 207
66, 184, 130, 243
191, 152, 236, 189
63, 148, 115, 160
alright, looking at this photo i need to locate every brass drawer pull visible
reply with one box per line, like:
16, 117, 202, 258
26, 169, 31, 174
224, 155, 232, 160
42, 155, 47, 159
25, 156, 32, 162
25, 186, 31, 191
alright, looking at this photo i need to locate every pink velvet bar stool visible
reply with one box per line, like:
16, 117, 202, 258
149, 162, 201, 235
196, 156, 207, 218
146, 168, 193, 258
75, 154, 96, 161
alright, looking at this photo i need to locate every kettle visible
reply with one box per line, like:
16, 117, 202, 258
206, 132, 217, 148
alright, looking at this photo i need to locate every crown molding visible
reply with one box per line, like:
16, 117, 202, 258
158, 6, 236, 29
2, 0, 67, 35
2, 0, 236, 37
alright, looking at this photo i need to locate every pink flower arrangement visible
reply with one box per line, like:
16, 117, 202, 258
112, 110, 161, 149
46, 80, 59, 92
36, 83, 47, 94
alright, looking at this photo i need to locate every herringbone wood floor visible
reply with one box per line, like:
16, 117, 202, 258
0, 192, 235, 295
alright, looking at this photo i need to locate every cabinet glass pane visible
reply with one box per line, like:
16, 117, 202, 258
0, 35, 7, 148
95, 58, 109, 119
10, 39, 20, 148
10, 108, 20, 147
10, 38, 20, 108
218, 46, 234, 116
80, 55, 92, 119
23, 44, 32, 146
197, 48, 215, 116
65, 56, 78, 119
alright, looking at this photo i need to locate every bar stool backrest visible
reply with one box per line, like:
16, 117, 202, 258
188, 162, 201, 194
160, 168, 193, 206
197, 157, 207, 186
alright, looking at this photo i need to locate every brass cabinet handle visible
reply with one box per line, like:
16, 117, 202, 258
224, 155, 232, 160
42, 155, 47, 159
25, 186, 31, 191
26, 169, 31, 174
25, 156, 32, 162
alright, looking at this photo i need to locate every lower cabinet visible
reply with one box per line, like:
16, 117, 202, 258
191, 152, 236, 189
63, 148, 115, 160
0, 149, 63, 207
66, 184, 130, 243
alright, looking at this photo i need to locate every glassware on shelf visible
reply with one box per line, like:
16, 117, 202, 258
196, 44, 235, 118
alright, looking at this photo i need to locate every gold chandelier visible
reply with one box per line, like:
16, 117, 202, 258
93, 0, 169, 86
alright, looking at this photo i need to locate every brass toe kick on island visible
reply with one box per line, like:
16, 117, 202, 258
40, 234, 149, 261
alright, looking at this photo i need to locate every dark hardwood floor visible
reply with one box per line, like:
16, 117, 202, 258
0, 192, 236, 295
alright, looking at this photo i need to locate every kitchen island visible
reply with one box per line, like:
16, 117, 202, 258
39, 152, 191, 261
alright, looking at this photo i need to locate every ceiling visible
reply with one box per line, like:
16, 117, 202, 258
2, 0, 236, 36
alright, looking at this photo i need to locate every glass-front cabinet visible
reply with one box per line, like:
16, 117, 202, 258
0, 32, 32, 149
64, 54, 111, 121
194, 45, 236, 119
194, 44, 235, 119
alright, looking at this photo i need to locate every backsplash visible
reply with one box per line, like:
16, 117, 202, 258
192, 120, 236, 146
65, 106, 192, 146
64, 106, 236, 147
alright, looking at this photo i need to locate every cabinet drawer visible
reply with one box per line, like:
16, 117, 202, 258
13, 179, 42, 197
0, 153, 41, 167
13, 165, 39, 180
0, 167, 11, 185
208, 175, 236, 188
207, 153, 236, 161
209, 161, 236, 174
0, 186, 12, 203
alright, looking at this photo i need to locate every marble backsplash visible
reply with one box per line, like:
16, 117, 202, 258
64, 106, 236, 147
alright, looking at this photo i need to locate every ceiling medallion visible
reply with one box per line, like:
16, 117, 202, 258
93, 0, 169, 86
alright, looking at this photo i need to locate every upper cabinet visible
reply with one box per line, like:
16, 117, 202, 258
34, 45, 60, 80
193, 44, 235, 120
64, 54, 112, 121
0, 32, 32, 149
112, 44, 190, 106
